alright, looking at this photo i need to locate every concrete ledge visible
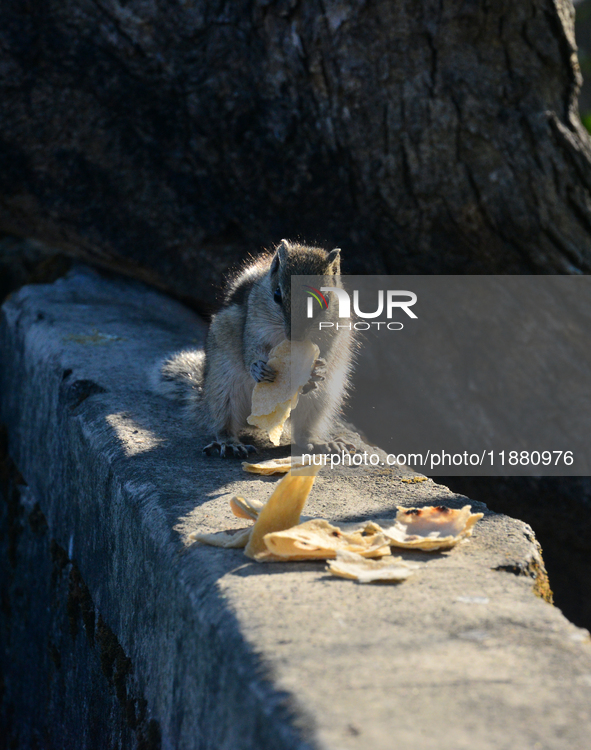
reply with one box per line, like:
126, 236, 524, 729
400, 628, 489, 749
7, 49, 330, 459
1, 267, 590, 750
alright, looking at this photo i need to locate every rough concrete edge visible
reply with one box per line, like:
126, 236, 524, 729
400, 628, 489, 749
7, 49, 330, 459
493, 528, 554, 604
0, 284, 320, 750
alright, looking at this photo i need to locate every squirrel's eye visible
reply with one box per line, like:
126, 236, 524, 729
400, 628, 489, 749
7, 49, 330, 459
274, 286, 282, 305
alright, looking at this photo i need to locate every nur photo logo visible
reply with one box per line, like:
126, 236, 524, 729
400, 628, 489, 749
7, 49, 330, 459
312, 288, 418, 319
305, 285, 418, 331
304, 285, 329, 317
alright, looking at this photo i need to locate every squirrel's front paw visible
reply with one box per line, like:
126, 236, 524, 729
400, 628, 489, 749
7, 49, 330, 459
250, 360, 276, 383
302, 358, 326, 394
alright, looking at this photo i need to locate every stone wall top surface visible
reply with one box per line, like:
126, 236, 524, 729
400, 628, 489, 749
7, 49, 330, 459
1, 266, 590, 750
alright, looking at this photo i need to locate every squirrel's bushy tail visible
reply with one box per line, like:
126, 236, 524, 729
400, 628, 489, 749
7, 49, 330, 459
150, 349, 205, 409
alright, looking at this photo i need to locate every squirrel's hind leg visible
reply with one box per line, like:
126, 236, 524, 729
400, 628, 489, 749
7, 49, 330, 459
202, 434, 257, 459
202, 393, 257, 458
202, 381, 257, 458
201, 307, 259, 458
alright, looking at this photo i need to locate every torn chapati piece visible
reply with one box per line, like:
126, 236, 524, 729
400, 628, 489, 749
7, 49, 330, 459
244, 464, 322, 559
241, 456, 301, 475
191, 466, 483, 587
247, 339, 319, 445
189, 527, 252, 549
229, 495, 265, 521
327, 550, 419, 583
191, 466, 321, 555
379, 505, 484, 551
257, 519, 391, 562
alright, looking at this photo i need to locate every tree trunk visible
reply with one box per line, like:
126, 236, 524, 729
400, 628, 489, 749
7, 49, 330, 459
0, 0, 590, 308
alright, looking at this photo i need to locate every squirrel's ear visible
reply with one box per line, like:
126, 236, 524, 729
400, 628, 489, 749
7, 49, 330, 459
271, 239, 289, 274
327, 248, 341, 275
277, 239, 290, 262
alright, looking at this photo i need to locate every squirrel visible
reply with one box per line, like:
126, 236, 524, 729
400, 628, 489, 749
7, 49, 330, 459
153, 239, 355, 458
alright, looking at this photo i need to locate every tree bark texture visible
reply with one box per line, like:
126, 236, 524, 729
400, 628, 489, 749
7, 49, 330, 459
1, 0, 590, 307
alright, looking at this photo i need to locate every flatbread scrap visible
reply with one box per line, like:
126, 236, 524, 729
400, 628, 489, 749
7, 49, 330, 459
248, 395, 298, 446
242, 457, 300, 475
190, 527, 252, 549
327, 550, 419, 583
258, 518, 391, 562
247, 339, 320, 445
229, 495, 265, 521
244, 464, 322, 560
380, 505, 484, 551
